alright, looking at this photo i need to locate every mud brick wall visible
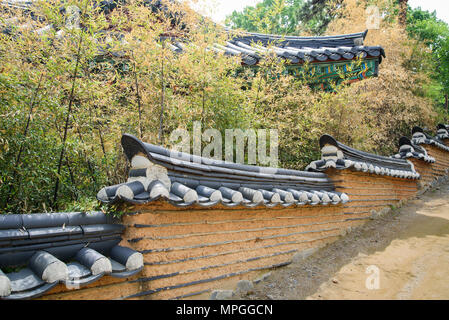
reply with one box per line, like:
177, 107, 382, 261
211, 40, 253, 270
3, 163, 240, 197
75, 201, 372, 300
38, 173, 423, 300
38, 273, 142, 300
38, 200, 371, 300
36, 145, 449, 300
91, 167, 419, 301
423, 145, 449, 178
324, 169, 419, 212
442, 138, 449, 148
409, 159, 435, 189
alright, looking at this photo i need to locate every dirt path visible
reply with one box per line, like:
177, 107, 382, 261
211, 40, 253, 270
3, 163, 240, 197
235, 179, 449, 300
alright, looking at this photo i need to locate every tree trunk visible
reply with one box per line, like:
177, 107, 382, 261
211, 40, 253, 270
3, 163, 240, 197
399, 0, 408, 27
52, 1, 87, 209
445, 94, 448, 113
159, 42, 165, 145
132, 51, 143, 139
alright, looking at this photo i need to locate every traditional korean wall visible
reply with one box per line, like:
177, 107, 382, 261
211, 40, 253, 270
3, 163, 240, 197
117, 201, 369, 300
37, 139, 449, 300
323, 168, 419, 211
36, 201, 368, 300
440, 137, 449, 148
409, 158, 435, 189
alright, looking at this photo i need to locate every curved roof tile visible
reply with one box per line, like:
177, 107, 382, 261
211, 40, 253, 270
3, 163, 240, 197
412, 126, 449, 152
1, 1, 385, 67
307, 134, 420, 179
391, 137, 435, 163
436, 124, 449, 141
97, 134, 349, 207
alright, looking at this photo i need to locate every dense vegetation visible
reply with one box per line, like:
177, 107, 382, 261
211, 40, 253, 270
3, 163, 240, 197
406, 6, 449, 107
225, 0, 343, 35
0, 0, 447, 214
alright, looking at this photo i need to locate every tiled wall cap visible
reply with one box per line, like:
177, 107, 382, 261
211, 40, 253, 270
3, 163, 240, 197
29, 251, 68, 283
0, 269, 11, 297
76, 248, 112, 275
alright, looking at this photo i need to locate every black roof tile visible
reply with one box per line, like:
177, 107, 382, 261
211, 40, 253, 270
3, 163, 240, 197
2, 1, 385, 67
391, 137, 435, 163
0, 211, 143, 300
412, 126, 449, 152
97, 134, 349, 208
307, 134, 420, 179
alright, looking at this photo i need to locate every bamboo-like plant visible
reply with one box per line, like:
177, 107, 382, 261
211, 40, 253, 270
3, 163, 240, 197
0, 0, 441, 213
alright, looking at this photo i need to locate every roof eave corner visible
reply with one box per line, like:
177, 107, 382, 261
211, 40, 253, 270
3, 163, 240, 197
362, 29, 368, 40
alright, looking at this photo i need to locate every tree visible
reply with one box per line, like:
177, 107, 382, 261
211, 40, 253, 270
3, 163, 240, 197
225, 0, 342, 35
0, 0, 443, 214
398, 0, 408, 26
435, 36, 449, 111
407, 7, 449, 46
406, 7, 449, 108
296, 0, 343, 34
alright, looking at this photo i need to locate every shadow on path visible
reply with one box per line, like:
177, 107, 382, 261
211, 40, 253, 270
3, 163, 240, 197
235, 181, 449, 300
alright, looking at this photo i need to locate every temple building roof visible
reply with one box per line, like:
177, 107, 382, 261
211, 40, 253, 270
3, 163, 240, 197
1, 0, 385, 67
167, 31, 385, 67
211, 29, 385, 66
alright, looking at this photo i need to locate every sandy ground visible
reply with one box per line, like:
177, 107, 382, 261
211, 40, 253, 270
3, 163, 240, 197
235, 180, 449, 300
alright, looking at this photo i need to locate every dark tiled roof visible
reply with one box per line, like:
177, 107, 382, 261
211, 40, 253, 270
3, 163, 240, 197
306, 134, 420, 179
211, 29, 386, 66
0, 0, 166, 13
391, 137, 435, 163
436, 124, 449, 140
169, 38, 385, 66
1, 1, 385, 67
230, 30, 369, 47
412, 126, 449, 152
97, 134, 349, 207
0, 212, 143, 300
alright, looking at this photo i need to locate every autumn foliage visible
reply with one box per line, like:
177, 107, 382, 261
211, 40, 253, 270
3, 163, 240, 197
0, 0, 444, 213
